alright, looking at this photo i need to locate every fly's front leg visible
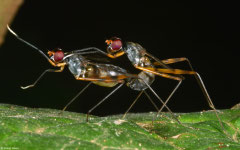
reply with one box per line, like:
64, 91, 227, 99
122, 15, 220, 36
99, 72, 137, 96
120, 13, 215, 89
21, 66, 65, 89
78, 47, 124, 58
70, 47, 110, 56
107, 51, 125, 58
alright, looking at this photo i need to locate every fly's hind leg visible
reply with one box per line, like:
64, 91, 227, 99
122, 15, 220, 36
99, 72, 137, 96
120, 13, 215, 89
153, 57, 215, 108
139, 67, 220, 117
143, 56, 229, 137
122, 90, 161, 119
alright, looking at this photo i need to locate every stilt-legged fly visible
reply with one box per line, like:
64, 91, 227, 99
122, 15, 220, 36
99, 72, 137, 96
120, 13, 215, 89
7, 26, 180, 123
102, 37, 227, 135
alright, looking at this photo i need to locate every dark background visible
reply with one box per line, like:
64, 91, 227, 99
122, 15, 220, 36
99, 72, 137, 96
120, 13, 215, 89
0, 1, 239, 116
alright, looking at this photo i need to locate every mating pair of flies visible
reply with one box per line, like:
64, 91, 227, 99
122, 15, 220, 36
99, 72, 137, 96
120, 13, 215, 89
7, 26, 222, 127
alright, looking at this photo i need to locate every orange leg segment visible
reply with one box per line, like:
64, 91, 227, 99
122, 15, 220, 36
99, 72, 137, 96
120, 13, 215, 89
141, 67, 196, 75
135, 66, 182, 81
154, 57, 188, 65
107, 51, 125, 58
75, 76, 127, 83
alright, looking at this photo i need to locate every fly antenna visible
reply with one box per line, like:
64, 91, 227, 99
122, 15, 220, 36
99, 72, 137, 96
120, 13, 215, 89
7, 25, 50, 61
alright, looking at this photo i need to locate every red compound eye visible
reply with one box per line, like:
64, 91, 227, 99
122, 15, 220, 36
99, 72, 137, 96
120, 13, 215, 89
111, 39, 122, 50
54, 50, 64, 62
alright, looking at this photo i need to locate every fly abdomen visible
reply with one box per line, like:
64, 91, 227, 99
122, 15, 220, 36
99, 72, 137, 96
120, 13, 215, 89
94, 64, 129, 79
127, 71, 155, 91
85, 65, 99, 78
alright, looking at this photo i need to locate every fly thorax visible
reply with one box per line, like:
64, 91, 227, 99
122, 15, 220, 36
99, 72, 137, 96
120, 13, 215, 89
127, 71, 155, 91
125, 42, 146, 66
66, 55, 86, 77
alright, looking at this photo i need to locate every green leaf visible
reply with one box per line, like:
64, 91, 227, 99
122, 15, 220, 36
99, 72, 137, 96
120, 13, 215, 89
0, 103, 239, 150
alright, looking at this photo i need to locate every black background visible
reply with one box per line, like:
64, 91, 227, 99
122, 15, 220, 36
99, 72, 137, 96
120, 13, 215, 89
0, 1, 239, 116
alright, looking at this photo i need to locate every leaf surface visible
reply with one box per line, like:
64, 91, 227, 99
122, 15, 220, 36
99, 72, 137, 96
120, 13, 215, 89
0, 103, 239, 150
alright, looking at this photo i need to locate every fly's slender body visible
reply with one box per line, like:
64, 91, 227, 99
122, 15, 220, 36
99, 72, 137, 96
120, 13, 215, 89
103, 37, 229, 136
65, 53, 131, 86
